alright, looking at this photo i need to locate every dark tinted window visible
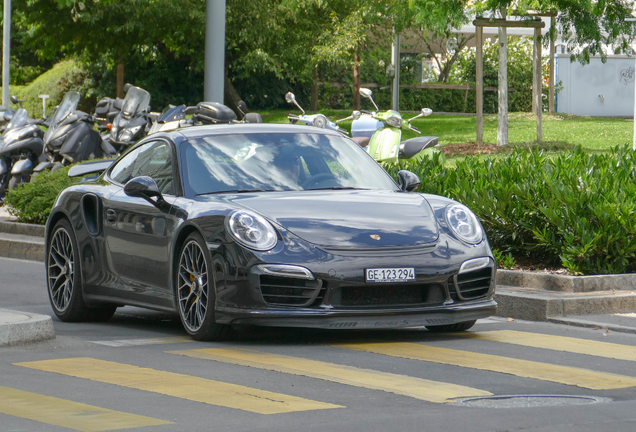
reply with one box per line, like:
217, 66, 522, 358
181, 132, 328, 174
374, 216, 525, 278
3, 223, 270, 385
109, 141, 175, 195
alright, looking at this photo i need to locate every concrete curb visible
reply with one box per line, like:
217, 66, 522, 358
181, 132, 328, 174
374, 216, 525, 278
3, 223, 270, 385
547, 316, 636, 334
497, 269, 636, 293
0, 309, 55, 346
495, 286, 636, 321
0, 234, 45, 262
0, 220, 45, 237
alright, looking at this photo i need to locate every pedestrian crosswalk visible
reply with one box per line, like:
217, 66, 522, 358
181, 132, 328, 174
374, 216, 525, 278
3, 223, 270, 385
4, 328, 636, 430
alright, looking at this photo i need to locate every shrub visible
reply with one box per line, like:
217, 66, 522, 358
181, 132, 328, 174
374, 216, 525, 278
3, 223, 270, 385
4, 167, 78, 225
386, 144, 636, 275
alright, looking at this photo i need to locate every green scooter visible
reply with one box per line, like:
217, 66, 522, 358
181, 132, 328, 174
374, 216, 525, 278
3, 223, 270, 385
339, 88, 439, 163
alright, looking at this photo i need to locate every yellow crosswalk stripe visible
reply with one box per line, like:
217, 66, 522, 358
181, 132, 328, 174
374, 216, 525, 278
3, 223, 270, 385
457, 330, 636, 362
92, 336, 194, 347
167, 347, 492, 403
15, 357, 342, 414
0, 385, 172, 432
335, 342, 636, 390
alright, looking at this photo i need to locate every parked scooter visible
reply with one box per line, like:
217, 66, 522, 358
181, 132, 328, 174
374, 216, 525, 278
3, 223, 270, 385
32, 91, 106, 180
0, 97, 45, 197
338, 88, 439, 163
285, 92, 348, 134
107, 85, 152, 152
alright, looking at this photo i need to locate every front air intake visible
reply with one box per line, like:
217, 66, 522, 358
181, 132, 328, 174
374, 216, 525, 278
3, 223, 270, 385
259, 275, 323, 307
453, 267, 493, 300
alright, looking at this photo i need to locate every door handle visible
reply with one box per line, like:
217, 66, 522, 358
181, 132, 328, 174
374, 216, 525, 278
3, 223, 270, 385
106, 209, 117, 223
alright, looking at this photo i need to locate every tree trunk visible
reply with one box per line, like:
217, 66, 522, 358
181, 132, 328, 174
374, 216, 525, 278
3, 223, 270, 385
311, 66, 319, 111
116, 63, 124, 98
224, 74, 242, 114
353, 52, 361, 110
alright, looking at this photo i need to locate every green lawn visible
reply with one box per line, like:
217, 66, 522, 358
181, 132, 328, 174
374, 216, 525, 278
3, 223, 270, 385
261, 109, 633, 151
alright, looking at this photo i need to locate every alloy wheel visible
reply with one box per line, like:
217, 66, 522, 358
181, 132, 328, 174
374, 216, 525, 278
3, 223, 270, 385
48, 227, 75, 312
178, 239, 209, 333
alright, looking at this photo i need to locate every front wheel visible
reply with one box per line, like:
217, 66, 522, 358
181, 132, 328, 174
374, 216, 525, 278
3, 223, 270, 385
425, 320, 476, 333
176, 232, 232, 341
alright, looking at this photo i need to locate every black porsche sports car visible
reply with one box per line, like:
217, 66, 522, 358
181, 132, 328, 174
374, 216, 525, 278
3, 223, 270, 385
45, 123, 497, 340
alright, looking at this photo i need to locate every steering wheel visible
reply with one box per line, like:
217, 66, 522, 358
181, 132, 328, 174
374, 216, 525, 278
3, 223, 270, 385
302, 173, 338, 189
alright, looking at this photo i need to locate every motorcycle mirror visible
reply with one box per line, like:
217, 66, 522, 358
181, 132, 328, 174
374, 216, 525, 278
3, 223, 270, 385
237, 100, 247, 115
285, 92, 296, 104
352, 110, 362, 120
421, 108, 433, 117
359, 88, 373, 99
10, 96, 18, 104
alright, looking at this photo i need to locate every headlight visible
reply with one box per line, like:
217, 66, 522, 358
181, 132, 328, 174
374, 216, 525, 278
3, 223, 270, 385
313, 115, 328, 128
386, 114, 402, 128
226, 210, 278, 251
445, 203, 483, 244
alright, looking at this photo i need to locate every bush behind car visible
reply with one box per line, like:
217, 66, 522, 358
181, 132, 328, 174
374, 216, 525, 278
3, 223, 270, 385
385, 144, 636, 275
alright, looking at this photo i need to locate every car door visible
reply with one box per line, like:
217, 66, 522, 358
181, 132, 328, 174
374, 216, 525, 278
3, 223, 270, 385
103, 139, 180, 308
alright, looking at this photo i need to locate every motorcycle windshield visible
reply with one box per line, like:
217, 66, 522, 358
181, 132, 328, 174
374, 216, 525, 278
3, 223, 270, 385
44, 91, 80, 142
121, 87, 150, 117
2, 108, 28, 137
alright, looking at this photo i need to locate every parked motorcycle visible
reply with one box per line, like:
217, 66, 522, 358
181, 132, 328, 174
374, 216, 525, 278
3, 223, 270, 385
338, 88, 439, 163
285, 92, 348, 134
32, 91, 106, 180
107, 85, 152, 152
91, 83, 135, 133
0, 97, 45, 197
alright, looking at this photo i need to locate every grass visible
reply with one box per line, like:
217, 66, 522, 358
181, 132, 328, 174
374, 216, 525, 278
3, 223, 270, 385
261, 109, 633, 153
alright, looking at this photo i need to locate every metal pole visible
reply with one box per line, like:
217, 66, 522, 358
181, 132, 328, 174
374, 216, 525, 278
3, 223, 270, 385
391, 32, 400, 111
476, 26, 483, 147
534, 27, 543, 142
497, 19, 508, 146
2, 0, 11, 108
549, 17, 555, 115
204, 0, 226, 103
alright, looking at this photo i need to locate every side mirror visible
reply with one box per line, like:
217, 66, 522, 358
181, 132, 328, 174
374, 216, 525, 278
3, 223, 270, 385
124, 176, 163, 202
285, 92, 296, 104
359, 88, 373, 99
396, 170, 421, 192
10, 95, 18, 105
352, 110, 362, 120
237, 100, 248, 116
421, 108, 433, 117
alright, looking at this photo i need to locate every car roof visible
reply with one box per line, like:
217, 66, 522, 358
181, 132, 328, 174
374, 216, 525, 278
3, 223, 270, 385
168, 123, 344, 141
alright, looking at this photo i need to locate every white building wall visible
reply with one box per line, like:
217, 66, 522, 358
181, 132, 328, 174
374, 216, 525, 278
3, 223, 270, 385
557, 55, 635, 116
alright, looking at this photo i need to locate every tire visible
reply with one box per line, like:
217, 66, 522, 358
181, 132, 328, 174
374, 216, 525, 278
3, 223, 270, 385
47, 218, 117, 322
8, 174, 28, 190
425, 320, 476, 333
176, 232, 232, 341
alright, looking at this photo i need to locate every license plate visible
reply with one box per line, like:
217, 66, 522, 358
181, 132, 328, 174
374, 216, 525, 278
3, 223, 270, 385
365, 268, 415, 283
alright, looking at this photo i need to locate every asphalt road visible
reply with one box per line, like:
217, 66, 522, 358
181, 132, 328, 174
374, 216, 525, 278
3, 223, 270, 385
2, 256, 636, 432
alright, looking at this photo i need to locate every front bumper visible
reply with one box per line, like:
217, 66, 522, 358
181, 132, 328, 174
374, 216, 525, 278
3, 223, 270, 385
216, 299, 497, 329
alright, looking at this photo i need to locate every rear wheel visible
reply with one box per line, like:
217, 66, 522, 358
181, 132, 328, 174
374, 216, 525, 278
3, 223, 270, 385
176, 232, 232, 341
47, 218, 116, 322
425, 320, 476, 333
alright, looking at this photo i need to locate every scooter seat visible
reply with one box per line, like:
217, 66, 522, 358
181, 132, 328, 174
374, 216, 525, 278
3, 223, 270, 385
352, 136, 370, 148
399, 136, 439, 159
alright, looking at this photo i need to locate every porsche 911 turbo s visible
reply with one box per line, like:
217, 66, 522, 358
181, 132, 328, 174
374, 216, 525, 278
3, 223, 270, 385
45, 123, 497, 340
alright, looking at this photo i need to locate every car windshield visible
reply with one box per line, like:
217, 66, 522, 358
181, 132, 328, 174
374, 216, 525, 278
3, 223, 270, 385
122, 87, 151, 117
180, 132, 398, 197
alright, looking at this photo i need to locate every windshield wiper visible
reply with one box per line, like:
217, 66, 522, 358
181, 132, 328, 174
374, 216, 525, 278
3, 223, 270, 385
196, 189, 268, 196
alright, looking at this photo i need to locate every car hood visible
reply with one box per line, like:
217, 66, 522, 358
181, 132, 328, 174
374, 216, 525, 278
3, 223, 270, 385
221, 190, 439, 249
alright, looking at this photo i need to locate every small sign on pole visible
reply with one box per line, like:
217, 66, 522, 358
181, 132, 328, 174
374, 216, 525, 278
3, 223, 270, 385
39, 94, 50, 118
